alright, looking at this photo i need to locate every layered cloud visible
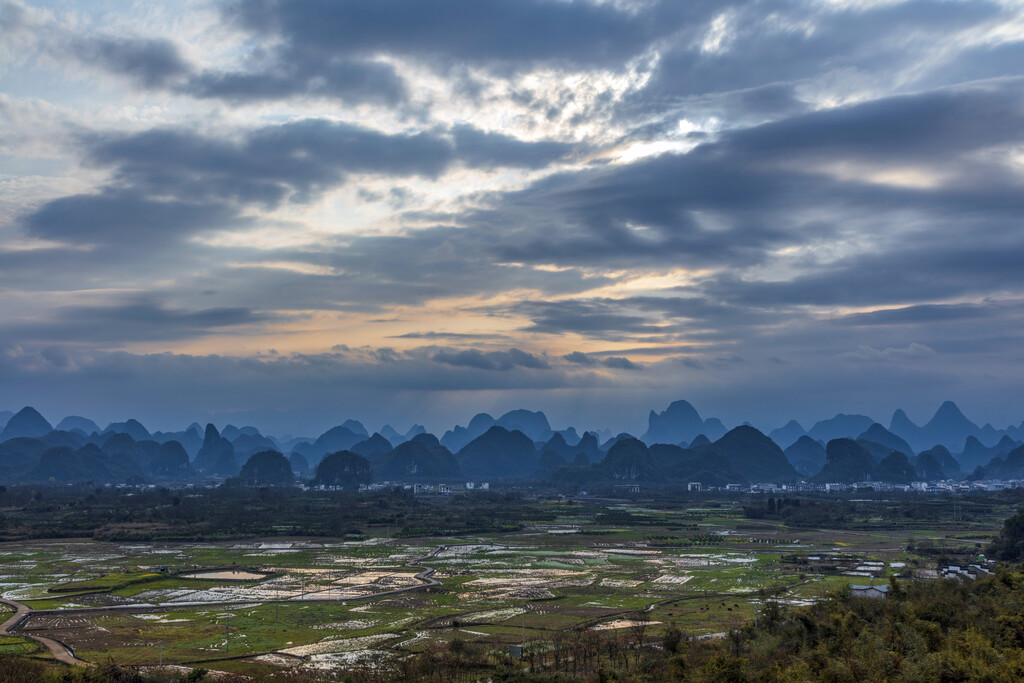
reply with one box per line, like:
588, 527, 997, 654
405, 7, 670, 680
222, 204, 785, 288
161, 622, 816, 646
2, 0, 1024, 431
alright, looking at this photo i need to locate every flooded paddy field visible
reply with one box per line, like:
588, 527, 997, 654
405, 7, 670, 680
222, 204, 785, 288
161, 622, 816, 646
0, 500, 991, 678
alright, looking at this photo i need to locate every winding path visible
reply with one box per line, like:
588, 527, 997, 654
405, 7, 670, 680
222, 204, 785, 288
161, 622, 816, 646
0, 545, 444, 667
0, 597, 91, 667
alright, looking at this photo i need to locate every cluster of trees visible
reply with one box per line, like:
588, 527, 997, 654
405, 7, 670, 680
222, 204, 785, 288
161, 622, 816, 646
0, 485, 543, 542
303, 569, 1024, 681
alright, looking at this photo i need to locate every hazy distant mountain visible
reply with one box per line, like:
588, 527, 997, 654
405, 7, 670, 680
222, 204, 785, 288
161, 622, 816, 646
351, 433, 394, 459
920, 401, 981, 451
699, 426, 798, 482
601, 433, 636, 452
813, 439, 876, 483
220, 425, 262, 442
441, 413, 496, 452
574, 432, 603, 462
703, 419, 728, 441
0, 437, 50, 476
103, 419, 151, 441
291, 425, 364, 464
102, 433, 154, 472
40, 430, 86, 450
857, 424, 913, 460
341, 420, 369, 438
1007, 422, 1024, 443
496, 410, 552, 442
1, 407, 53, 441
888, 409, 923, 449
379, 424, 425, 447
876, 451, 917, 483
311, 450, 372, 489
890, 402, 984, 452
28, 446, 111, 483
979, 423, 1002, 445
374, 434, 459, 480
193, 424, 238, 476
642, 400, 727, 445
808, 414, 875, 444
379, 425, 406, 446
56, 416, 101, 435
784, 436, 826, 476
151, 441, 191, 478
914, 449, 944, 480
0, 411, 12, 431
289, 453, 310, 478
646, 443, 743, 486
556, 427, 580, 446
457, 426, 537, 479
151, 426, 204, 459
769, 420, 807, 450
238, 450, 294, 485
856, 439, 897, 463
918, 445, 960, 480
538, 433, 566, 457
688, 434, 711, 448
232, 432, 279, 459
976, 444, 1024, 480
27, 444, 143, 484
960, 435, 1020, 473
601, 438, 656, 481
535, 449, 567, 478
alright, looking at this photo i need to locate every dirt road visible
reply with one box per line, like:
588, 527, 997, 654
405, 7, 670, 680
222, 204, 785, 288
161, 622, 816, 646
0, 597, 91, 667
0, 545, 444, 667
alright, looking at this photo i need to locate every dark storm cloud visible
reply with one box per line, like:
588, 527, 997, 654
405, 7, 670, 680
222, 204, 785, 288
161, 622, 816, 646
707, 240, 1024, 309
226, 0, 676, 68
85, 122, 454, 206
511, 300, 661, 337
432, 347, 550, 371
3, 299, 273, 344
721, 85, 1024, 163
478, 153, 793, 269
460, 80, 1024, 295
185, 57, 407, 105
832, 303, 999, 326
488, 296, 773, 343
67, 0, 720, 105
85, 120, 571, 199
24, 189, 242, 244
21, 120, 571, 245
451, 125, 574, 170
634, 0, 1006, 106
563, 351, 641, 371
70, 36, 190, 88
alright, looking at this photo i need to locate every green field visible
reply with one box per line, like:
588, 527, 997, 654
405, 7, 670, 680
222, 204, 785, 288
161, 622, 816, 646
0, 493, 1009, 679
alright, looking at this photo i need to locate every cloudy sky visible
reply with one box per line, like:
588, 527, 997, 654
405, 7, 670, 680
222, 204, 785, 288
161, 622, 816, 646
2, 0, 1023, 436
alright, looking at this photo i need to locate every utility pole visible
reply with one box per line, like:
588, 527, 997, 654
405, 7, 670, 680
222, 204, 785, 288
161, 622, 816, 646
225, 617, 230, 655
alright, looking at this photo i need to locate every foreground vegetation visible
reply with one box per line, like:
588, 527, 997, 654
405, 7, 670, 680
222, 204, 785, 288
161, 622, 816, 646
4, 568, 1024, 681
0, 487, 1022, 680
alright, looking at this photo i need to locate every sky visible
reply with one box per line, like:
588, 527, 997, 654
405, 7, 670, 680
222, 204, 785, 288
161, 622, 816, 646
1, 0, 1024, 437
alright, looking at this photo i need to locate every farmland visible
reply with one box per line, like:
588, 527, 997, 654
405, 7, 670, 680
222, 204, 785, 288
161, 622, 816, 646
0, 490, 1010, 679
